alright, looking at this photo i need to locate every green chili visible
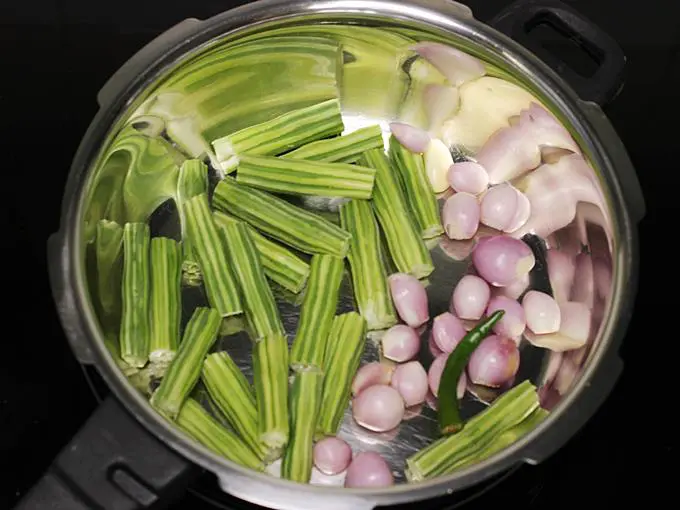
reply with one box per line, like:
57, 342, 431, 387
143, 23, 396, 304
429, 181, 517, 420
438, 310, 505, 435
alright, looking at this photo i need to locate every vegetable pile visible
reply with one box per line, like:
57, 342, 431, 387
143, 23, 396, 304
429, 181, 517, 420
88, 25, 610, 489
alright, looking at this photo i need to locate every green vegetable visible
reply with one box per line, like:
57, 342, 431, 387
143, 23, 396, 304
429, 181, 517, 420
104, 332, 138, 377
214, 211, 309, 294
281, 369, 324, 483
184, 193, 242, 317
290, 255, 345, 370
361, 148, 434, 279
202, 351, 270, 460
131, 36, 342, 156
212, 99, 344, 173
406, 380, 540, 481
389, 136, 443, 239
438, 310, 506, 435
281, 125, 385, 164
94, 219, 124, 322
176, 398, 264, 471
451, 407, 549, 472
218, 220, 284, 339
253, 333, 290, 453
149, 237, 182, 369
316, 312, 367, 438
339, 200, 398, 330
150, 307, 221, 419
177, 159, 209, 287
235, 154, 377, 199
213, 177, 351, 257
119, 222, 151, 368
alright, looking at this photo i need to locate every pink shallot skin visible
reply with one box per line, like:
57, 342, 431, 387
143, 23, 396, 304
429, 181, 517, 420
388, 273, 429, 328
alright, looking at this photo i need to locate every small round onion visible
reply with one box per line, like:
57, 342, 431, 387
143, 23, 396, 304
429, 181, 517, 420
523, 290, 561, 334
388, 273, 429, 328
472, 235, 536, 287
496, 272, 530, 300
485, 296, 526, 339
431, 312, 466, 353
344, 452, 394, 488
467, 335, 520, 388
313, 437, 352, 476
448, 161, 489, 195
352, 385, 405, 432
352, 362, 394, 396
505, 189, 531, 233
381, 325, 421, 362
390, 361, 429, 407
428, 353, 467, 399
452, 274, 490, 320
390, 122, 431, 154
442, 192, 480, 240
480, 183, 519, 231
428, 333, 444, 357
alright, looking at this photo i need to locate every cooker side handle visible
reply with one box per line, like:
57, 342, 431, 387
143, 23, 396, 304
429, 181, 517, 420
96, 18, 202, 109
14, 396, 198, 510
490, 0, 626, 106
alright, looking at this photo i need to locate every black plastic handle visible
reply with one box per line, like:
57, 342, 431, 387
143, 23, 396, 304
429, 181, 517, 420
14, 397, 197, 510
491, 0, 626, 106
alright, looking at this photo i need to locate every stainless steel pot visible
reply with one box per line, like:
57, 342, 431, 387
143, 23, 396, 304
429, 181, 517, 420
22, 0, 644, 509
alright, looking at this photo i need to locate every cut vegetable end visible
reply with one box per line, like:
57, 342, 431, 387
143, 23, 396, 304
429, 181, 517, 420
149, 237, 182, 365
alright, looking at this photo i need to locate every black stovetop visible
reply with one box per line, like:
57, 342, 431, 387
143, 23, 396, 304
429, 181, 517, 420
1, 0, 677, 508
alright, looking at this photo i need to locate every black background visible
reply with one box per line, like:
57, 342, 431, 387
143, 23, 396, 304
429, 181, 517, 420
0, 0, 677, 509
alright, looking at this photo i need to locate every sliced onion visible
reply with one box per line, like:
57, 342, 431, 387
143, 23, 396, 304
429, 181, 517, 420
428, 353, 467, 399
480, 183, 519, 231
344, 452, 394, 488
352, 362, 394, 396
546, 249, 576, 303
313, 437, 352, 476
431, 312, 466, 353
472, 235, 535, 287
451, 275, 490, 320
476, 125, 542, 185
423, 83, 460, 131
424, 138, 454, 193
525, 300, 590, 352
390, 122, 431, 154
523, 290, 561, 335
485, 296, 526, 339
352, 385, 405, 432
411, 42, 486, 87
388, 273, 429, 328
448, 161, 489, 195
390, 361, 429, 407
442, 192, 480, 240
381, 325, 421, 362
510, 154, 605, 240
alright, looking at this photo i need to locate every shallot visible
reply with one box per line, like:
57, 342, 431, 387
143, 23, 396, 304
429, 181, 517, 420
391, 361, 429, 407
381, 325, 421, 362
313, 437, 352, 476
389, 122, 431, 154
352, 385, 405, 432
467, 335, 520, 388
451, 275, 490, 320
352, 362, 394, 396
496, 272, 530, 300
448, 161, 489, 195
389, 273, 429, 328
485, 296, 526, 339
523, 290, 561, 334
546, 249, 576, 302
442, 192, 480, 240
344, 452, 394, 488
472, 235, 535, 287
411, 42, 486, 87
428, 353, 467, 399
424, 138, 454, 193
431, 312, 466, 353
527, 300, 592, 352
480, 183, 520, 231
506, 190, 531, 233
428, 334, 444, 357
